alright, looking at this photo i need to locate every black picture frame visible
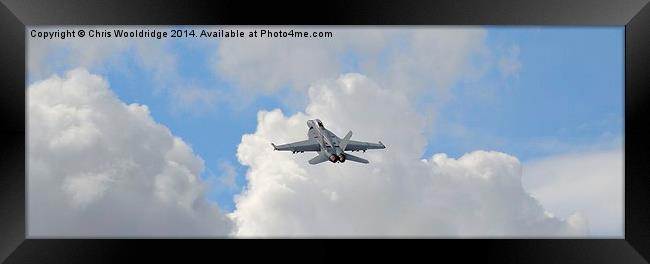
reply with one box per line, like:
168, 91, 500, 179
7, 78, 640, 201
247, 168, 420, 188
1, 0, 648, 262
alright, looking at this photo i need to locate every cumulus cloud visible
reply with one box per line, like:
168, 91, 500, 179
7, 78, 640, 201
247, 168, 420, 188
215, 29, 342, 93
230, 73, 586, 237
522, 148, 623, 236
214, 27, 489, 98
214, 161, 239, 191
28, 68, 233, 237
30, 27, 506, 115
28, 27, 601, 238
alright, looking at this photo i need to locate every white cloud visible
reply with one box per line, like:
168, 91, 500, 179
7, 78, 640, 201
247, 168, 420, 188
29, 28, 610, 238
28, 68, 233, 237
214, 27, 490, 98
30, 27, 509, 115
61, 172, 113, 208
377, 28, 489, 96
215, 161, 239, 191
230, 73, 585, 237
215, 29, 342, 93
522, 148, 623, 237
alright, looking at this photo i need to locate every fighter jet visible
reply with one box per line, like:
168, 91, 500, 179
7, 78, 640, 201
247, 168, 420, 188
271, 119, 386, 164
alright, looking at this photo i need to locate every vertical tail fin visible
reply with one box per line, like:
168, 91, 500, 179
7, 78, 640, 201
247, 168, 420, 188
339, 131, 353, 151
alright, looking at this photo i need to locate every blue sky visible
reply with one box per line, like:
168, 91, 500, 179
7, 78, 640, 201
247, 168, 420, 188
29, 26, 623, 213
426, 27, 623, 160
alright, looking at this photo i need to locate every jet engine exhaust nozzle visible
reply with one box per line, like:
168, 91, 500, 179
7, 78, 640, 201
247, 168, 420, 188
338, 154, 346, 163
329, 155, 339, 163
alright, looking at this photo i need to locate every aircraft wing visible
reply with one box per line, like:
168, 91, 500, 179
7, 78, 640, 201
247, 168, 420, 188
344, 140, 386, 151
271, 139, 321, 152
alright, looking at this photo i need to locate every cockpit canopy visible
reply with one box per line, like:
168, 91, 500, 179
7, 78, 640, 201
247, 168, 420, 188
307, 119, 325, 129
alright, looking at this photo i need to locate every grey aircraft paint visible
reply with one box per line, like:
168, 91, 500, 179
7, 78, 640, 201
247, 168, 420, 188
271, 119, 386, 164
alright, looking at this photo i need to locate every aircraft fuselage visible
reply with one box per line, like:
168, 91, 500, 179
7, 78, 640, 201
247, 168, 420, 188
271, 119, 384, 164
307, 119, 344, 161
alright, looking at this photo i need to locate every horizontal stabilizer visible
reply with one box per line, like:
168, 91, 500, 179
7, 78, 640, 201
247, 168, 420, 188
309, 153, 330, 165
344, 153, 369, 164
